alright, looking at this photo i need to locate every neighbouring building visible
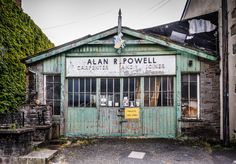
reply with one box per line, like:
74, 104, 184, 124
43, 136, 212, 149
23, 11, 220, 139
181, 0, 236, 143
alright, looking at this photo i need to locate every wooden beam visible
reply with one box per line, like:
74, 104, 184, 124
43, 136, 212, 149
122, 28, 217, 61
66, 51, 177, 57
88, 40, 155, 45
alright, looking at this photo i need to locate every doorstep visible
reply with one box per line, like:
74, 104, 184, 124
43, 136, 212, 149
18, 149, 58, 164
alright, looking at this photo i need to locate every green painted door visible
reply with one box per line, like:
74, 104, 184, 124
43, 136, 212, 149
66, 77, 177, 138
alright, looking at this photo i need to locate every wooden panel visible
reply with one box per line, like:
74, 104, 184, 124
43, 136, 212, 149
142, 107, 176, 138
98, 108, 120, 136
43, 55, 61, 73
180, 53, 200, 72
66, 108, 97, 137
68, 44, 172, 54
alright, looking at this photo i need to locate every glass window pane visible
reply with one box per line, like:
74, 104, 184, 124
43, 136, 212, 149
54, 101, 60, 115
189, 100, 198, 118
54, 76, 61, 83
150, 92, 156, 106
162, 77, 167, 92
190, 75, 197, 82
101, 79, 106, 92
74, 93, 78, 107
190, 82, 197, 99
114, 79, 120, 92
163, 92, 167, 106
91, 93, 96, 107
68, 79, 73, 92
144, 77, 149, 91
157, 92, 162, 106
92, 78, 96, 92
46, 76, 53, 83
86, 78, 90, 92
80, 78, 84, 93
123, 78, 128, 92
68, 93, 73, 107
80, 93, 85, 107
114, 94, 120, 107
74, 79, 78, 92
130, 93, 134, 101
130, 78, 134, 92
181, 100, 189, 117
155, 77, 161, 92
54, 83, 61, 99
46, 83, 53, 99
150, 77, 155, 91
167, 77, 173, 92
181, 75, 188, 82
144, 92, 149, 106
181, 82, 188, 100
108, 79, 113, 93
156, 92, 161, 106
85, 93, 91, 107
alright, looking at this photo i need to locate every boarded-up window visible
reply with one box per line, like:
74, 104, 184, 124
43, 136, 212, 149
181, 74, 199, 118
144, 76, 173, 107
46, 75, 61, 115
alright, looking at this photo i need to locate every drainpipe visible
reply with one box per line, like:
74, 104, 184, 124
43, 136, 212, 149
222, 0, 230, 146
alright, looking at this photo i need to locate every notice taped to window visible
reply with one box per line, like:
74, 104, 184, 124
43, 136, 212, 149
125, 108, 140, 119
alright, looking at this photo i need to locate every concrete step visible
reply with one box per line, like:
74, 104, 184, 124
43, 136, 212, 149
18, 149, 58, 164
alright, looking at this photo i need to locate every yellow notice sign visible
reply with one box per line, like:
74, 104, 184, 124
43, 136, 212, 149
125, 108, 140, 119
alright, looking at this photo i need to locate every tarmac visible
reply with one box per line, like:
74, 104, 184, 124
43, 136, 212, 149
48, 138, 236, 164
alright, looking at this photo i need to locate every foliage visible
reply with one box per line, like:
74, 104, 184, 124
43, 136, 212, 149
0, 0, 54, 113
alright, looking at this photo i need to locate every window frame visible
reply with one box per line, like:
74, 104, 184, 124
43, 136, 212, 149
144, 76, 174, 107
44, 74, 61, 115
100, 78, 120, 107
68, 77, 96, 108
181, 74, 200, 119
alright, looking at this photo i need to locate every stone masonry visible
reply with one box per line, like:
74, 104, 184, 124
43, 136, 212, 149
181, 60, 221, 140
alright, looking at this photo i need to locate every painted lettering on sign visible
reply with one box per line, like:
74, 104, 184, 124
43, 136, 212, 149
125, 108, 140, 119
66, 56, 176, 77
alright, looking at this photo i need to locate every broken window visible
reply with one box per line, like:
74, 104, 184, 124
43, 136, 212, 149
144, 76, 173, 107
46, 75, 61, 115
68, 78, 96, 107
181, 74, 199, 118
100, 78, 120, 107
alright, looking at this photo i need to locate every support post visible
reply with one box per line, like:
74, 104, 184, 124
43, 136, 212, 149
222, 0, 230, 146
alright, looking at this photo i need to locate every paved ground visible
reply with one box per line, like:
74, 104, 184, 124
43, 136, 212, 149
49, 139, 236, 164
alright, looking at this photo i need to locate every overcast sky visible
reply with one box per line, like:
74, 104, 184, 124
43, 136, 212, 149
22, 0, 187, 46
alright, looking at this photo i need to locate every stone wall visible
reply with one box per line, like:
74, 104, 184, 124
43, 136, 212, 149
181, 60, 221, 140
20, 104, 52, 142
0, 128, 34, 158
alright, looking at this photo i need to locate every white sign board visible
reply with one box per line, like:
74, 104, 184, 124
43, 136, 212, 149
66, 56, 176, 77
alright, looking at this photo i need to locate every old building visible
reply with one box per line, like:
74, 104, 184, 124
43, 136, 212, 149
24, 11, 220, 139
181, 0, 236, 143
